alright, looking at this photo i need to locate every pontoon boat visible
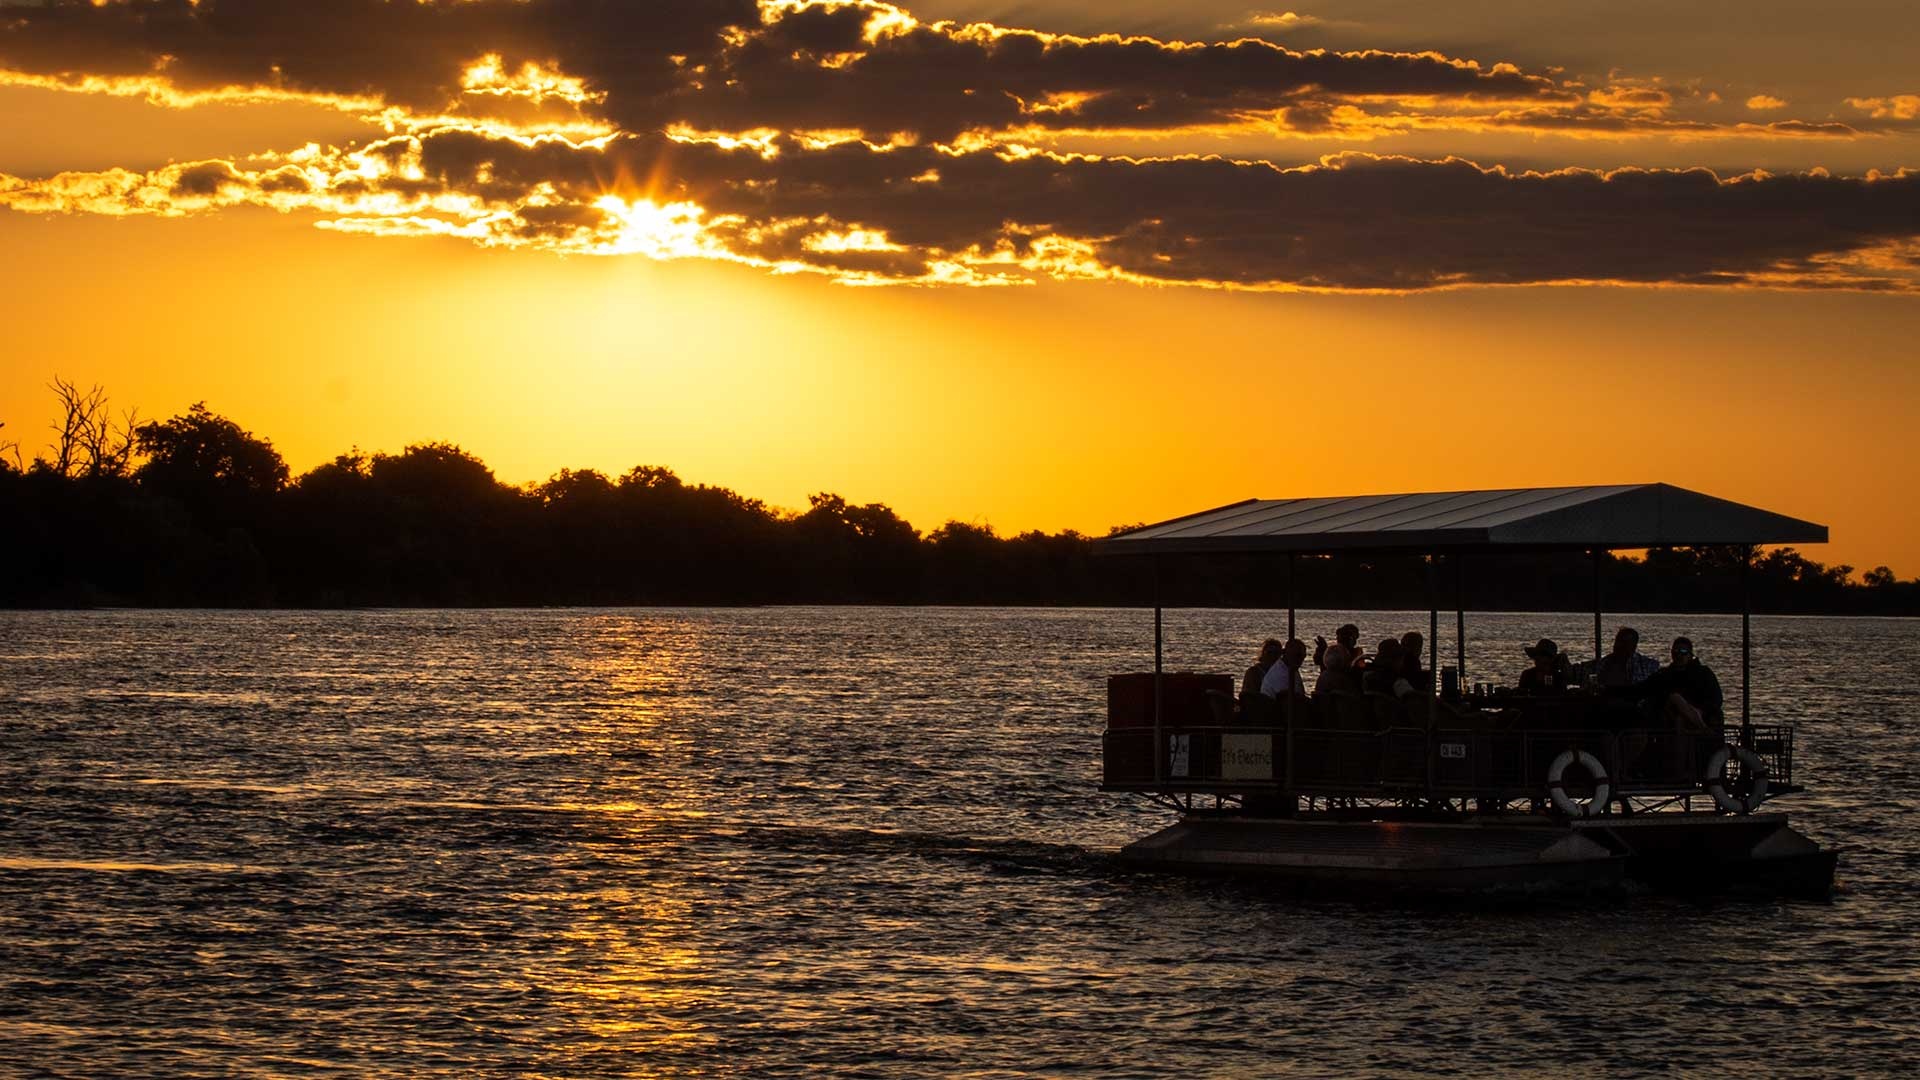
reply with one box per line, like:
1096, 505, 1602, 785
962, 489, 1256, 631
1094, 484, 1838, 897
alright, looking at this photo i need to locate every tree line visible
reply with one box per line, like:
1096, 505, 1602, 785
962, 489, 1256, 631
4, 382, 1918, 613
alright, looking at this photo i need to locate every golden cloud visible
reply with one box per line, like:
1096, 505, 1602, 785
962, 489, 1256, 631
2, 1, 1917, 296
6, 129, 1919, 294
1848, 95, 1920, 121
1, 0, 1881, 149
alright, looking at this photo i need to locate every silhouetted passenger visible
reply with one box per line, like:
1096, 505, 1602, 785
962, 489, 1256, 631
1517, 638, 1564, 693
1364, 639, 1416, 698
1633, 636, 1724, 733
1241, 638, 1283, 707
1314, 644, 1359, 697
1595, 626, 1660, 688
1398, 630, 1430, 693
1314, 623, 1363, 672
1260, 638, 1310, 700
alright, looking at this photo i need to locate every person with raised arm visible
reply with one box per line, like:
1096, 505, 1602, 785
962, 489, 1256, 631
1313, 623, 1364, 673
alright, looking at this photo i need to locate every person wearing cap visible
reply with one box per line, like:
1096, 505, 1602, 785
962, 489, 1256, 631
1632, 636, 1724, 734
1517, 638, 1564, 693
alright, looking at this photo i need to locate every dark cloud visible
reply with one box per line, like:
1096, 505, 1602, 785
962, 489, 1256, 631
686, 141, 1920, 290
3, 0, 1893, 146
168, 158, 244, 196
3, 0, 1917, 293
395, 129, 1916, 290
0, 0, 1571, 141
641, 6, 1570, 141
15, 127, 1914, 292
0, 0, 756, 109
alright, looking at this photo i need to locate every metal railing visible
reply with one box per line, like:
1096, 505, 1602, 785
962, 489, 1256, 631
1101, 720, 1795, 807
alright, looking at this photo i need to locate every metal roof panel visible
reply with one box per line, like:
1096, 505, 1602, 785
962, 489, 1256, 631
1097, 483, 1827, 555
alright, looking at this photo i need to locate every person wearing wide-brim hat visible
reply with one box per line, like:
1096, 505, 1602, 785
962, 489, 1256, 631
1518, 637, 1562, 693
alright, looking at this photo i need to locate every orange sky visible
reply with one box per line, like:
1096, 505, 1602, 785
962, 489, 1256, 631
2, 1, 1918, 575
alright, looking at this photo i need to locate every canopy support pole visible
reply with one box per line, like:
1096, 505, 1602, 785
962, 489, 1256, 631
1427, 555, 1439, 682
1426, 554, 1440, 800
1592, 547, 1605, 663
1285, 553, 1296, 642
1741, 544, 1753, 745
1152, 556, 1164, 785
1455, 554, 1467, 688
1285, 553, 1297, 807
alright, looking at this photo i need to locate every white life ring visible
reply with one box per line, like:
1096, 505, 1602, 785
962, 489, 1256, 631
1704, 744, 1771, 814
1546, 749, 1611, 818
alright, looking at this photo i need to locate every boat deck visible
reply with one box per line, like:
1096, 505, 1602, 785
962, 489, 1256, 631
1119, 812, 1835, 896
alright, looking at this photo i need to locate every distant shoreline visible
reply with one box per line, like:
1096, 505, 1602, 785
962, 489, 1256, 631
7, 401, 1916, 617
5, 601, 1914, 619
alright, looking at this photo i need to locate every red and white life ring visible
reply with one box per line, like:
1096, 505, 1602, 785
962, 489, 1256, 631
1704, 744, 1771, 815
1546, 749, 1611, 818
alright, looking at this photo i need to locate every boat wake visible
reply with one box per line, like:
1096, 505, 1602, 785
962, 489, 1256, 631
715, 820, 1113, 877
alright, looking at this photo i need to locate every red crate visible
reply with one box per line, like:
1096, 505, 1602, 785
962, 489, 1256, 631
1107, 672, 1232, 728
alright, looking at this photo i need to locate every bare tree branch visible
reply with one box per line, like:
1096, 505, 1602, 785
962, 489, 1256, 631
47, 375, 86, 476
101, 407, 140, 478
44, 376, 133, 478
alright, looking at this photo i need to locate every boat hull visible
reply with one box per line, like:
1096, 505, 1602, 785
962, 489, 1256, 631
1581, 814, 1837, 899
1118, 812, 1835, 897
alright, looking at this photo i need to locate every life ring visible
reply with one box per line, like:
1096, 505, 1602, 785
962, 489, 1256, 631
1546, 749, 1611, 818
1704, 744, 1771, 814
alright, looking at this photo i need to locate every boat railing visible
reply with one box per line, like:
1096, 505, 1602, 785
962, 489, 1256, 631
1741, 723, 1794, 781
1101, 713, 1795, 809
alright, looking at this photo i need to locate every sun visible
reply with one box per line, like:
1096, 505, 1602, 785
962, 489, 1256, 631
592, 195, 715, 260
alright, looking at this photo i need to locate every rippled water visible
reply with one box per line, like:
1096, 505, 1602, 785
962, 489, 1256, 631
2, 607, 1916, 1077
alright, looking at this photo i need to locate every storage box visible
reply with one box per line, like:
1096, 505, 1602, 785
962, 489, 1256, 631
1107, 672, 1233, 728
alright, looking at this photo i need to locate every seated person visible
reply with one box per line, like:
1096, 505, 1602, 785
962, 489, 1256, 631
1314, 644, 1359, 697
1517, 638, 1565, 693
1631, 636, 1724, 734
1259, 638, 1310, 701
1241, 638, 1283, 708
1595, 626, 1661, 688
1398, 630, 1431, 693
1362, 639, 1417, 699
1313, 623, 1365, 673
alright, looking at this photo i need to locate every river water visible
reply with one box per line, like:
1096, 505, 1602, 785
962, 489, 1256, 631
1, 608, 1915, 1077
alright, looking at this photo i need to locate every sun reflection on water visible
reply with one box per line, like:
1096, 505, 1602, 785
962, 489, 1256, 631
0, 608, 1915, 1075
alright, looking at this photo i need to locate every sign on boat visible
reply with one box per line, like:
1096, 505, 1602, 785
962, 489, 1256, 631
1093, 484, 1838, 897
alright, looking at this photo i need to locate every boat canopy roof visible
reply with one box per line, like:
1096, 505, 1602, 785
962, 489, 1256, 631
1095, 483, 1828, 557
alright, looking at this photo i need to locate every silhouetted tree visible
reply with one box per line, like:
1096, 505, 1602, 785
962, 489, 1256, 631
794, 493, 922, 600
135, 403, 288, 510
353, 442, 536, 604
41, 377, 138, 479
274, 451, 381, 605
2, 380, 1916, 611
531, 468, 631, 602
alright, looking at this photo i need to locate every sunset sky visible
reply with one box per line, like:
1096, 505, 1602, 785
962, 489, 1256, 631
2, 0, 1917, 573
